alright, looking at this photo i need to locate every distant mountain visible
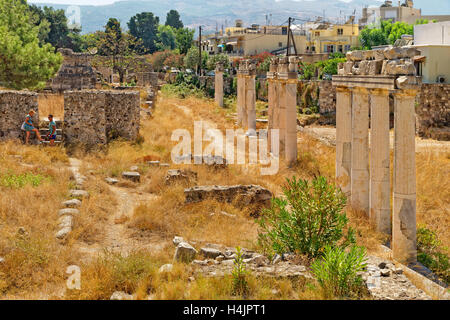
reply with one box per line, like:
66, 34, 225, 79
30, 0, 448, 34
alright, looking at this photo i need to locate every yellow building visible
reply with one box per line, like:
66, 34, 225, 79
306, 19, 359, 54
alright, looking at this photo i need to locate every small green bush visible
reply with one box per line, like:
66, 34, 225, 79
257, 176, 354, 258
311, 245, 367, 298
0, 172, 49, 189
417, 226, 449, 284
232, 246, 249, 297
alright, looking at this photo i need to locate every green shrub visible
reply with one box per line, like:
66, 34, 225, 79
232, 246, 249, 297
0, 172, 49, 189
417, 226, 449, 284
257, 176, 354, 258
311, 245, 367, 298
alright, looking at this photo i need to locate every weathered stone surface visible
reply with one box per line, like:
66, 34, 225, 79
0, 257, 5, 264
122, 171, 140, 182
58, 215, 73, 229
110, 291, 134, 300
105, 177, 119, 185
367, 60, 384, 75
147, 160, 160, 166
174, 242, 197, 263
184, 185, 272, 215
51, 48, 97, 91
64, 91, 140, 146
63, 199, 81, 208
346, 51, 364, 61
243, 254, 270, 267
0, 91, 38, 141
343, 61, 354, 75
200, 248, 222, 259
58, 208, 80, 216
69, 189, 89, 199
383, 46, 403, 60
159, 264, 173, 273
55, 226, 72, 239
173, 236, 184, 246
383, 60, 416, 75
165, 169, 197, 185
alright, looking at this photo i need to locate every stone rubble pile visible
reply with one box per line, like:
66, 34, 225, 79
339, 46, 420, 76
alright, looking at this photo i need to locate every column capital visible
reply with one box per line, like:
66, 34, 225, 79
350, 86, 369, 94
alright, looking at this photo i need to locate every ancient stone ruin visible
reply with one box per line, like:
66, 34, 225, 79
333, 45, 421, 264
51, 48, 98, 91
63, 90, 140, 146
214, 62, 224, 107
0, 91, 38, 141
237, 60, 257, 135
267, 56, 300, 166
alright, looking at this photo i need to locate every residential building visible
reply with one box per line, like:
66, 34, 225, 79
305, 17, 359, 54
413, 21, 450, 84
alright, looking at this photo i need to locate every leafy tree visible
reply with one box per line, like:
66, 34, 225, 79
206, 54, 230, 71
0, 0, 62, 89
165, 10, 183, 29
156, 25, 176, 51
98, 18, 142, 82
128, 12, 159, 53
175, 27, 194, 54
184, 46, 208, 72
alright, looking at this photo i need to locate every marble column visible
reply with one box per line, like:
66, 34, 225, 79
369, 88, 391, 235
351, 87, 370, 214
246, 75, 256, 135
236, 74, 245, 127
285, 79, 298, 165
335, 86, 352, 196
278, 81, 286, 153
392, 89, 417, 264
215, 70, 224, 107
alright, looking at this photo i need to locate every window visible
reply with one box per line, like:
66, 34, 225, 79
278, 42, 283, 47
337, 28, 343, 35
282, 27, 288, 35
344, 44, 351, 52
315, 31, 320, 37
338, 45, 343, 53
311, 46, 316, 52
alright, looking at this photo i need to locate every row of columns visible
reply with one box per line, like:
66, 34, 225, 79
335, 84, 419, 264
267, 56, 299, 166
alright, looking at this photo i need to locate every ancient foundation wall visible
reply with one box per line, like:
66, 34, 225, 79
0, 91, 38, 141
416, 84, 450, 140
64, 90, 140, 146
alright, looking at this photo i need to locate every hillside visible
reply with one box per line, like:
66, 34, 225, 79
31, 0, 386, 34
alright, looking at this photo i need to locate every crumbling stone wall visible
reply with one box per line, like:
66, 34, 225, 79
137, 72, 159, 87
51, 48, 98, 91
318, 80, 336, 115
64, 90, 140, 146
0, 91, 38, 141
416, 84, 450, 140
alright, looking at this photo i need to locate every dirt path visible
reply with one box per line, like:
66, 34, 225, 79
69, 158, 162, 261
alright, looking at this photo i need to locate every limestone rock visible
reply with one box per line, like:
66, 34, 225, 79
174, 242, 197, 263
173, 236, 184, 246
159, 264, 173, 273
58, 208, 80, 216
105, 177, 119, 185
0, 257, 5, 264
129, 166, 139, 171
63, 199, 81, 208
368, 60, 383, 75
343, 61, 354, 75
243, 254, 269, 267
165, 169, 197, 185
69, 189, 89, 199
383, 46, 403, 60
122, 171, 140, 182
184, 185, 272, 216
200, 248, 222, 259
58, 215, 73, 229
346, 51, 364, 61
384, 60, 416, 75
55, 226, 72, 239
110, 291, 134, 300
147, 160, 160, 166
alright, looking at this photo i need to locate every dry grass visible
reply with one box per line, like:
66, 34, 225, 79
38, 93, 64, 121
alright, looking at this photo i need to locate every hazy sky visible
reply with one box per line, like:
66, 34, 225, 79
27, 0, 450, 14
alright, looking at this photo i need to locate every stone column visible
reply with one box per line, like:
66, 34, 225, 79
392, 89, 417, 264
278, 80, 286, 153
215, 63, 224, 107
369, 88, 391, 235
246, 75, 256, 135
267, 75, 276, 153
236, 74, 245, 126
335, 86, 352, 196
351, 87, 370, 214
285, 79, 297, 165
